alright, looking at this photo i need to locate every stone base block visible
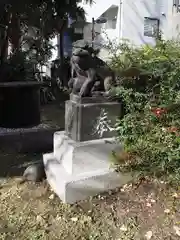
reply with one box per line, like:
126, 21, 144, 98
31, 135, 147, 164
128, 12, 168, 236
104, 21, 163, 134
43, 153, 132, 204
53, 131, 122, 175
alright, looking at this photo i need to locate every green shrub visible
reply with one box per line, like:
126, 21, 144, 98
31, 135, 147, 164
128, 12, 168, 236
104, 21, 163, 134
110, 39, 180, 184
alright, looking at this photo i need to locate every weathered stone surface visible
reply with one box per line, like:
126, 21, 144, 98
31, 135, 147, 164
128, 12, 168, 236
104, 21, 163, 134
53, 131, 122, 174
43, 145, 132, 204
0, 125, 62, 153
70, 93, 111, 104
65, 94, 121, 142
43, 95, 127, 204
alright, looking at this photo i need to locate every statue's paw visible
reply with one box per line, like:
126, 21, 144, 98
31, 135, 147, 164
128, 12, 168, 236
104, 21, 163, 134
102, 92, 115, 101
102, 91, 110, 97
91, 91, 103, 97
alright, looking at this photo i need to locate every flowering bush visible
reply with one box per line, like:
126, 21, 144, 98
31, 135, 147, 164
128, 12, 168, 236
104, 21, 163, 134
150, 107, 167, 117
109, 40, 180, 184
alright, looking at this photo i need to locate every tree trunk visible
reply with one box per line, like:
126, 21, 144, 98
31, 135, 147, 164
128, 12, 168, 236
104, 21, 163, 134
59, 31, 65, 87
10, 13, 21, 53
0, 10, 11, 63
59, 31, 64, 64
0, 11, 21, 63
59, 19, 69, 88
0, 27, 8, 63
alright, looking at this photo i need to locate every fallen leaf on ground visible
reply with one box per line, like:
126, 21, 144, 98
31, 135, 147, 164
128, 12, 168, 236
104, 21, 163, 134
172, 193, 178, 198
120, 224, 128, 232
98, 195, 105, 200
56, 215, 62, 221
120, 184, 133, 192
36, 215, 44, 223
80, 216, 92, 224
164, 209, 170, 214
49, 194, 55, 200
146, 203, 152, 207
71, 217, 78, 222
145, 230, 153, 240
173, 226, 180, 236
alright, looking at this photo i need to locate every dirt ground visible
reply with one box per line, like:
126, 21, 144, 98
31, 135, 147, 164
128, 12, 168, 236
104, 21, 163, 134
0, 173, 180, 240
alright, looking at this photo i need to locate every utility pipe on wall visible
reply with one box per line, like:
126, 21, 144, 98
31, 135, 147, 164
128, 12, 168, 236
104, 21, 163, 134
118, 0, 123, 42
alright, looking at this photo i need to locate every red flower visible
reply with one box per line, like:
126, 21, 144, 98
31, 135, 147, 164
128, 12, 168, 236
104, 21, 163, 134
151, 107, 167, 117
167, 126, 179, 136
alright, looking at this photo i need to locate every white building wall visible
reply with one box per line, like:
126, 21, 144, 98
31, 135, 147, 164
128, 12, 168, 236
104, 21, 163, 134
121, 0, 169, 46
81, 0, 180, 60
82, 0, 179, 45
166, 1, 180, 39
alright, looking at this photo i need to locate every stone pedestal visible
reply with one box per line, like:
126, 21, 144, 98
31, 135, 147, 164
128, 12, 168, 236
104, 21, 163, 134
65, 94, 122, 142
43, 94, 132, 204
44, 131, 132, 204
54, 131, 121, 175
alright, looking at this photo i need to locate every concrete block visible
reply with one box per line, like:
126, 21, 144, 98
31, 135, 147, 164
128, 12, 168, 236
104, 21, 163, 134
53, 131, 122, 175
43, 152, 132, 204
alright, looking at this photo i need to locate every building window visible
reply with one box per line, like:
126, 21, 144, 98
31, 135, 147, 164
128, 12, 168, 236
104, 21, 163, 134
144, 17, 160, 38
105, 18, 116, 30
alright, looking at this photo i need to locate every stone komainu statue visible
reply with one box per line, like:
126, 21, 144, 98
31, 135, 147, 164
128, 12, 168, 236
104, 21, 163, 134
68, 40, 115, 97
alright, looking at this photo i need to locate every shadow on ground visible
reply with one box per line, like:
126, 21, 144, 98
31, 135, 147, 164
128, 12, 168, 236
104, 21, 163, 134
0, 151, 42, 179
